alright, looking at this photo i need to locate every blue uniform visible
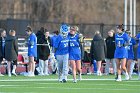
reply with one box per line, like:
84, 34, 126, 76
28, 33, 37, 57
127, 37, 136, 59
54, 35, 69, 55
68, 33, 81, 60
114, 32, 129, 58
136, 33, 140, 58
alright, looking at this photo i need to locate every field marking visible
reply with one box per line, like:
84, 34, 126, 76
0, 78, 140, 82
1, 86, 137, 91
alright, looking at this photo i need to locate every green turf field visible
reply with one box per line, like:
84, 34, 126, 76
0, 75, 140, 93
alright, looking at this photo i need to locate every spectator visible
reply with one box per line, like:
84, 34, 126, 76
105, 30, 116, 75
0, 28, 6, 76
26, 26, 37, 77
38, 29, 51, 76
5, 30, 18, 77
36, 27, 45, 63
54, 24, 69, 83
114, 25, 129, 81
90, 31, 106, 76
69, 26, 82, 83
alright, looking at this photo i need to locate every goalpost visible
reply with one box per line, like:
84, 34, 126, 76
124, 0, 137, 36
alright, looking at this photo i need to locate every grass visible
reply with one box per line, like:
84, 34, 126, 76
0, 74, 140, 93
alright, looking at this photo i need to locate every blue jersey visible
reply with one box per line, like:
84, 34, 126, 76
28, 33, 37, 57
68, 33, 81, 60
136, 33, 140, 58
114, 32, 129, 58
54, 35, 69, 55
127, 37, 136, 59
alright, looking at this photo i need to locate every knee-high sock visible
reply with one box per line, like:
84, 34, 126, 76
44, 60, 48, 74
130, 61, 135, 75
39, 59, 44, 74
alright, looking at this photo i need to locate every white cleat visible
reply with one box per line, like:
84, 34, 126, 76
26, 72, 35, 77
12, 72, 17, 76
116, 78, 122, 82
129, 75, 132, 80
38, 73, 45, 76
0, 74, 4, 76
78, 74, 82, 81
97, 71, 102, 76
73, 79, 77, 83
8, 73, 11, 77
125, 75, 129, 80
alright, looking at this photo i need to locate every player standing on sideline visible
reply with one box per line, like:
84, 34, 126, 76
38, 29, 51, 76
54, 24, 69, 83
136, 30, 140, 80
0, 28, 6, 76
5, 30, 18, 77
68, 26, 82, 83
26, 26, 37, 77
114, 25, 129, 81
105, 30, 116, 75
126, 30, 136, 80
90, 31, 106, 76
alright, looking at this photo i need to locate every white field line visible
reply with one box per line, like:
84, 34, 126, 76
0, 78, 140, 82
1, 86, 136, 91
37, 82, 140, 87
0, 82, 140, 87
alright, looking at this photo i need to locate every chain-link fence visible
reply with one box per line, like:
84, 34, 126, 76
30, 21, 140, 38
1, 19, 140, 38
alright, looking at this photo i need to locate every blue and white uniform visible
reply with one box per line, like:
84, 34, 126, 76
127, 37, 136, 60
136, 33, 140, 58
54, 35, 69, 55
68, 33, 81, 60
27, 33, 37, 57
114, 32, 129, 58
54, 23, 69, 82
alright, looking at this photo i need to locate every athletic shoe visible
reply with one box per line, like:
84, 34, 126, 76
28, 74, 35, 77
8, 73, 11, 77
73, 79, 77, 83
0, 73, 4, 76
44, 73, 49, 76
129, 75, 132, 80
116, 78, 122, 82
125, 74, 129, 80
62, 79, 67, 83
97, 71, 102, 76
78, 74, 82, 81
12, 72, 17, 76
27, 72, 35, 77
38, 73, 45, 76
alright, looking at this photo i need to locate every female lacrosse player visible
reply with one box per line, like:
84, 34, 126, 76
54, 24, 69, 83
136, 31, 140, 80
68, 26, 82, 83
26, 26, 37, 77
114, 25, 129, 81
126, 30, 136, 80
